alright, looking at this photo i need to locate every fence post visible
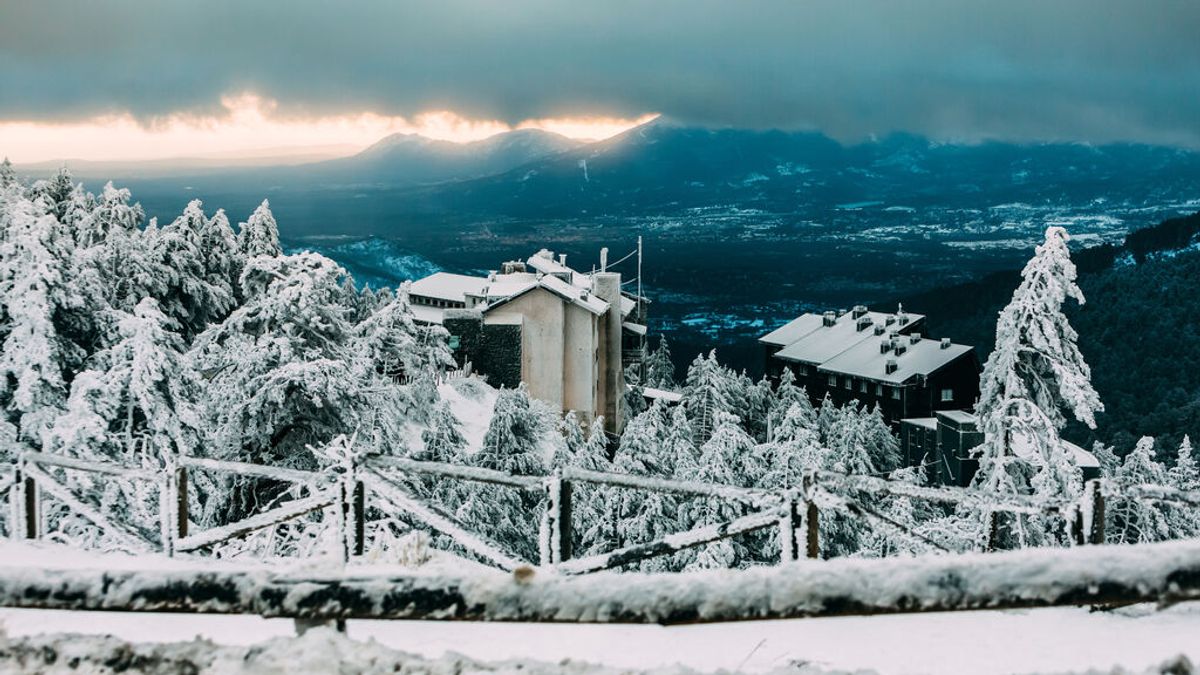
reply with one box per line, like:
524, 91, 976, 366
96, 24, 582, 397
1087, 479, 1105, 545
541, 470, 573, 566
984, 511, 1000, 552
159, 459, 189, 557
801, 471, 819, 559
778, 491, 800, 563
12, 460, 39, 541
176, 465, 189, 541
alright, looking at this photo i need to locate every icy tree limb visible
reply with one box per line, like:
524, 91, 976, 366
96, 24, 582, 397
4, 538, 1200, 623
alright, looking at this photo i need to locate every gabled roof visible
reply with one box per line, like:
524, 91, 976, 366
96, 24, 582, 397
900, 417, 938, 431
409, 272, 488, 303
759, 315, 826, 347
774, 311, 925, 366
818, 335, 972, 385
482, 272, 610, 316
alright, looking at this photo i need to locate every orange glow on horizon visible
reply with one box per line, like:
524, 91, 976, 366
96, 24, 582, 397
0, 93, 658, 164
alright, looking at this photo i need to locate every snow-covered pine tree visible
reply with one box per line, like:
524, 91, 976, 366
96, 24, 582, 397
238, 199, 282, 259
0, 157, 15, 188
767, 368, 816, 442
1166, 435, 1200, 539
644, 336, 676, 389
623, 363, 648, 421
1091, 440, 1121, 477
193, 253, 372, 519
1108, 436, 1171, 544
417, 402, 466, 463
76, 182, 143, 248
683, 350, 733, 444
0, 192, 83, 444
155, 200, 235, 336
973, 226, 1103, 546
475, 384, 551, 476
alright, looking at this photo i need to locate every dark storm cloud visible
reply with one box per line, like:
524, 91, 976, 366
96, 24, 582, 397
2, 0, 1199, 145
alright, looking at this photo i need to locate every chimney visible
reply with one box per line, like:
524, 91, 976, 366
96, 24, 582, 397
559, 253, 567, 267
941, 337, 951, 350
838, 308, 848, 317
910, 333, 921, 345
488, 271, 496, 281
893, 343, 907, 356
885, 316, 896, 326
856, 316, 872, 331
823, 311, 837, 327
879, 340, 892, 354
885, 359, 898, 375
873, 324, 885, 335
600, 247, 609, 272
852, 305, 868, 319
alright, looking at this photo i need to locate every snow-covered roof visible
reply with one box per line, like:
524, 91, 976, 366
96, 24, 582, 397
643, 386, 683, 403
775, 311, 924, 366
481, 272, 610, 316
759, 315, 826, 347
409, 303, 446, 325
817, 335, 973, 384
622, 321, 647, 336
901, 417, 938, 431
409, 272, 489, 303
526, 250, 573, 276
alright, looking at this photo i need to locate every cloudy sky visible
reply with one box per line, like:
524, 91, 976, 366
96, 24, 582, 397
2, 1, 1198, 161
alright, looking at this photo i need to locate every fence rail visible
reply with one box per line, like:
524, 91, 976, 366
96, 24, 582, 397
7, 449, 1199, 573
3, 538, 1200, 624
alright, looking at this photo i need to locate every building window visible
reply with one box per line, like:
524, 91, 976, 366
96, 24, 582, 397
828, 374, 836, 386
875, 384, 883, 396
448, 335, 460, 351
941, 388, 954, 402
859, 381, 868, 393
844, 377, 853, 390
890, 387, 901, 400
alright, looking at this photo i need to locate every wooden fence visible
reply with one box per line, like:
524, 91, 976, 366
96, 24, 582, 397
5, 447, 1172, 575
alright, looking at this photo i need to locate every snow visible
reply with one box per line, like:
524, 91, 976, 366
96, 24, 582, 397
817, 336, 972, 385
409, 272, 489, 304
437, 377, 499, 455
773, 311, 926, 366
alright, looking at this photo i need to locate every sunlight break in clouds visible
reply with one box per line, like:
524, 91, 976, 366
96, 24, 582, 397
0, 93, 658, 164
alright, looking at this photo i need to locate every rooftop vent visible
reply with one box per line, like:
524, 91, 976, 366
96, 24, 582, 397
823, 311, 837, 327
559, 254, 567, 266
852, 305, 868, 319
488, 271, 497, 281
856, 316, 872, 332
885, 359, 898, 375
873, 324, 885, 336
898, 315, 909, 326
894, 343, 908, 356
501, 261, 527, 274
941, 337, 951, 350
879, 340, 892, 354
838, 308, 848, 317
885, 316, 896, 326
910, 333, 922, 345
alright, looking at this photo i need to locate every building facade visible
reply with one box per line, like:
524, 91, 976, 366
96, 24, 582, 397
408, 249, 648, 437
760, 306, 981, 424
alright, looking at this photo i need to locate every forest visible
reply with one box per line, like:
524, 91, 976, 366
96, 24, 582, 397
900, 210, 1200, 458
1, 161, 1197, 569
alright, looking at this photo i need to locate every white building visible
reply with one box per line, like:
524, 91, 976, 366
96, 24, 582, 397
409, 249, 649, 436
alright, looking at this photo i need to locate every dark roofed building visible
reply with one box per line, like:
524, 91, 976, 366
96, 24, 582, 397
760, 305, 980, 424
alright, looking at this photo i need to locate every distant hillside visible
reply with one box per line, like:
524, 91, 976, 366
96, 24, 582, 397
900, 211, 1200, 457
391, 117, 1200, 221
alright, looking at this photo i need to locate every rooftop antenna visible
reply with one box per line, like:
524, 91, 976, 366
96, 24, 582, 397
637, 236, 643, 316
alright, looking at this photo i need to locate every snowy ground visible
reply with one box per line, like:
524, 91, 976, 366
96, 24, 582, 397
1, 603, 1198, 674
